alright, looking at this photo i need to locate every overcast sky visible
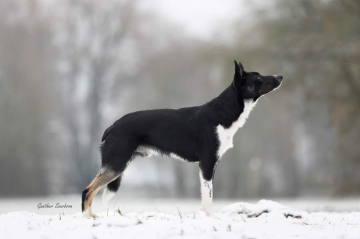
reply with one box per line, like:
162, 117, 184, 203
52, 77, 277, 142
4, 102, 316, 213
140, 0, 276, 41
140, 0, 244, 39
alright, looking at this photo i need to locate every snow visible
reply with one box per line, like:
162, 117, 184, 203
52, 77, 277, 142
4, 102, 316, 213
1, 200, 359, 239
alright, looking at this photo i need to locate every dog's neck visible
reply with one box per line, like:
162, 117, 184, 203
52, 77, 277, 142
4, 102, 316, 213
213, 86, 257, 158
207, 85, 254, 128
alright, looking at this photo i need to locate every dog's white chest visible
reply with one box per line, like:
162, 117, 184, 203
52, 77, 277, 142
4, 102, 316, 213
216, 100, 257, 158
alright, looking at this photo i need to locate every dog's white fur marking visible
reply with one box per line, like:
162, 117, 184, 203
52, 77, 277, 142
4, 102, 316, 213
169, 153, 187, 162
135, 146, 193, 163
102, 187, 116, 206
82, 206, 93, 218
216, 100, 257, 158
135, 146, 160, 157
199, 170, 213, 216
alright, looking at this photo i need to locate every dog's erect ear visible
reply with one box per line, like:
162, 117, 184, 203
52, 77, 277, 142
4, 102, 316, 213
234, 60, 245, 83
234, 60, 244, 77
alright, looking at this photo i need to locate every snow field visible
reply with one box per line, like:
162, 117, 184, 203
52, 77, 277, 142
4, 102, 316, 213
0, 200, 359, 239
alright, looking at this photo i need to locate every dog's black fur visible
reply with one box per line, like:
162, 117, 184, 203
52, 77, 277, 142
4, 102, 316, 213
82, 61, 282, 215
100, 61, 282, 179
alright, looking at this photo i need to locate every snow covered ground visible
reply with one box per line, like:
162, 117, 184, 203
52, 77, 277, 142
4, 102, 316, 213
0, 199, 359, 239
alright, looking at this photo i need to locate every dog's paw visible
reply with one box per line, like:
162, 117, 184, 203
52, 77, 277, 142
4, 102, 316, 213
82, 209, 99, 219
82, 213, 91, 219
198, 209, 213, 217
82, 212, 99, 219
206, 212, 214, 217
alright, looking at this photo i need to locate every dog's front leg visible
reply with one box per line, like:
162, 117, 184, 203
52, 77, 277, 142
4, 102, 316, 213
199, 170, 213, 216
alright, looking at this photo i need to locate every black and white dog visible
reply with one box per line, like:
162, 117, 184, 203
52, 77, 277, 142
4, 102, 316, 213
82, 61, 283, 218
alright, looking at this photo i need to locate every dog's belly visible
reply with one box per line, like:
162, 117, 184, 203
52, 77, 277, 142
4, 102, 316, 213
134, 146, 161, 157
134, 146, 191, 162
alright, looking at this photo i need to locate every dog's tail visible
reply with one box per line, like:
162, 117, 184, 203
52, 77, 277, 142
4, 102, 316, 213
102, 175, 122, 205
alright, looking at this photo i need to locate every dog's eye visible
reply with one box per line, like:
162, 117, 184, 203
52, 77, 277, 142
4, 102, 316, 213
255, 80, 262, 87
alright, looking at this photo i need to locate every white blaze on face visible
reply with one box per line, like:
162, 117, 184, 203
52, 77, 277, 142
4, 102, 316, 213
216, 100, 257, 158
199, 170, 213, 216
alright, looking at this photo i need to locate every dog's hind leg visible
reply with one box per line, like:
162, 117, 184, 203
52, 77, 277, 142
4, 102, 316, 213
82, 168, 119, 218
102, 175, 122, 206
82, 136, 137, 218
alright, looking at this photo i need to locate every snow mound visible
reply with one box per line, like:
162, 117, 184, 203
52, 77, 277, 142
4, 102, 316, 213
220, 199, 306, 219
0, 200, 359, 239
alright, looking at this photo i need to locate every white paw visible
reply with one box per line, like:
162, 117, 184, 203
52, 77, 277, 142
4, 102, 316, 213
199, 208, 212, 217
82, 208, 99, 219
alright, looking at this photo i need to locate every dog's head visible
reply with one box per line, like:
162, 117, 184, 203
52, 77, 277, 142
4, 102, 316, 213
232, 60, 283, 101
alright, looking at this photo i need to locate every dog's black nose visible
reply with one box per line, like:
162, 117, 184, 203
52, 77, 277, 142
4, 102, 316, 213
275, 75, 283, 82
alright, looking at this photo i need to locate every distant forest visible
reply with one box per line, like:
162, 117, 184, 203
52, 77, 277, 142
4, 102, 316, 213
0, 0, 359, 198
